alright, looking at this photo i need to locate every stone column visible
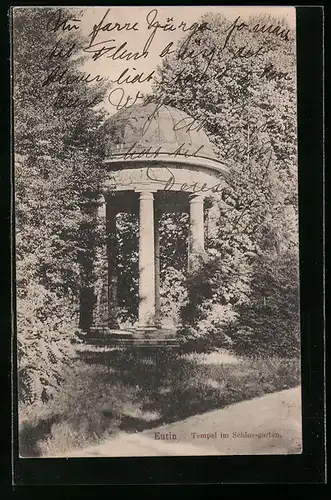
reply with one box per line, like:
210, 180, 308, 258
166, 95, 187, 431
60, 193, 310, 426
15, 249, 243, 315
154, 206, 161, 327
106, 196, 119, 329
78, 199, 96, 333
188, 194, 205, 271
138, 191, 156, 328
91, 194, 108, 330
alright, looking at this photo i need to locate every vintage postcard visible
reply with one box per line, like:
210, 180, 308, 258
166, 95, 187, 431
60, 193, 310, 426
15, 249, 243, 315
12, 6, 302, 458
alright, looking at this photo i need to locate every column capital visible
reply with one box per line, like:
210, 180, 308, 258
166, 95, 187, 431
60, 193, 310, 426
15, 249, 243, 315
138, 190, 155, 201
189, 193, 205, 204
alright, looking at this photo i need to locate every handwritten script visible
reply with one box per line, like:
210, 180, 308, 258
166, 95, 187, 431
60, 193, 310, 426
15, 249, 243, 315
40, 7, 293, 189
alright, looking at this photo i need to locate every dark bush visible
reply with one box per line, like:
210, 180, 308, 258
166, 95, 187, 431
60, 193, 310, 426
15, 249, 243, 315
226, 251, 300, 358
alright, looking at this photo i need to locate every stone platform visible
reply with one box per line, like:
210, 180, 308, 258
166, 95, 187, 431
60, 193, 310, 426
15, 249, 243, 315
77, 327, 180, 348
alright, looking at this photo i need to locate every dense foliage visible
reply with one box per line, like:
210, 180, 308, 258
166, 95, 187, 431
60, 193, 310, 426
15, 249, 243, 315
14, 7, 108, 405
150, 12, 300, 356
228, 251, 300, 357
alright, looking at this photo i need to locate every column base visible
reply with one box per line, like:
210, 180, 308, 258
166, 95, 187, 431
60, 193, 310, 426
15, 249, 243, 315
136, 324, 157, 331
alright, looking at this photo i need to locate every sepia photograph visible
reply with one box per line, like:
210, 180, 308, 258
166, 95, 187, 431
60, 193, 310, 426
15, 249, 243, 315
12, 5, 302, 459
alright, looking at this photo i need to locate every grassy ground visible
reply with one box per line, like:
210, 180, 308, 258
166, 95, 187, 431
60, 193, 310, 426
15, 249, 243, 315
19, 348, 301, 457
62, 387, 302, 457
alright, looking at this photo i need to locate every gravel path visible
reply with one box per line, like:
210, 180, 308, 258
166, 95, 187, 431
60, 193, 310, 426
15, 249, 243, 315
59, 386, 302, 457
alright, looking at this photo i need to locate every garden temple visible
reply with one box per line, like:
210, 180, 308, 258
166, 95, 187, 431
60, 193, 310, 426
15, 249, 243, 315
80, 103, 229, 347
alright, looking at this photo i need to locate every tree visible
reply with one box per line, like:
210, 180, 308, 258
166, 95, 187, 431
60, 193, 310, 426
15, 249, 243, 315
150, 12, 299, 348
225, 251, 301, 358
13, 7, 108, 404
153, 12, 297, 251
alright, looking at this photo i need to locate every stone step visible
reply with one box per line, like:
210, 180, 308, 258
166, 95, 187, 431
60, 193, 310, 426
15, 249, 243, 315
87, 338, 179, 346
107, 339, 179, 348
76, 330, 179, 348
78, 327, 177, 339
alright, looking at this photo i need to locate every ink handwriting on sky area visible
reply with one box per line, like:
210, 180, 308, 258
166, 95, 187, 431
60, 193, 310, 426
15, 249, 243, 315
41, 5, 293, 174
43, 8, 292, 113
32, 6, 295, 193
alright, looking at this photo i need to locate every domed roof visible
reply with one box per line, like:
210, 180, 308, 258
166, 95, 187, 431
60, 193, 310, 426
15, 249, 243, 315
102, 103, 227, 174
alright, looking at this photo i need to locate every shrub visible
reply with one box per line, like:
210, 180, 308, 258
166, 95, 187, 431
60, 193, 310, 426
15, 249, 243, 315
178, 302, 237, 353
19, 358, 138, 457
226, 251, 301, 358
159, 267, 187, 327
17, 279, 79, 407
178, 249, 251, 352
178, 247, 300, 358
